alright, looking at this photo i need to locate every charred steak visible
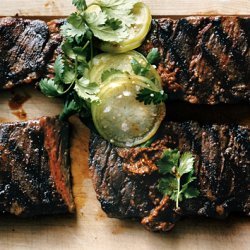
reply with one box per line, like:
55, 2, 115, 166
0, 117, 75, 216
0, 16, 249, 105
139, 16, 250, 104
0, 17, 62, 89
89, 121, 250, 231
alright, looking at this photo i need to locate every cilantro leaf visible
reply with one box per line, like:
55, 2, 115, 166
60, 91, 92, 121
147, 48, 160, 65
63, 64, 75, 84
67, 13, 85, 28
106, 18, 122, 30
95, 0, 139, 27
72, 0, 87, 11
131, 58, 150, 76
84, 7, 107, 26
61, 20, 88, 44
74, 77, 100, 102
158, 176, 177, 197
62, 40, 77, 59
54, 55, 64, 83
179, 152, 195, 176
59, 98, 81, 121
39, 78, 64, 97
181, 170, 197, 192
157, 149, 180, 174
101, 68, 123, 82
85, 10, 127, 42
136, 88, 168, 105
157, 149, 199, 209
131, 57, 168, 105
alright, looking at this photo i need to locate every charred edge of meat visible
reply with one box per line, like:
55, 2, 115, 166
0, 16, 249, 104
138, 16, 250, 105
0, 116, 75, 216
89, 121, 249, 231
44, 19, 65, 79
0, 18, 63, 89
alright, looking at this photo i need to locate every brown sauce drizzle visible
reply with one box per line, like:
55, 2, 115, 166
11, 109, 27, 120
8, 93, 31, 120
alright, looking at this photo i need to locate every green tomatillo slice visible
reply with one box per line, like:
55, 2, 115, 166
99, 2, 152, 53
91, 74, 165, 147
90, 50, 162, 88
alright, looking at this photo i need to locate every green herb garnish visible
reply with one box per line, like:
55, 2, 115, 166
157, 149, 199, 209
131, 48, 160, 77
131, 48, 167, 105
136, 88, 167, 105
39, 0, 140, 120
101, 68, 124, 82
131, 58, 151, 76
39, 78, 64, 97
146, 48, 160, 65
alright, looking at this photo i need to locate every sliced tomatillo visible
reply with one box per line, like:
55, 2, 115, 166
89, 51, 162, 89
91, 74, 165, 147
99, 3, 152, 53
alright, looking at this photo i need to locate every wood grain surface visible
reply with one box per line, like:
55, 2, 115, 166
0, 0, 249, 249
1, 87, 249, 250
0, 0, 250, 16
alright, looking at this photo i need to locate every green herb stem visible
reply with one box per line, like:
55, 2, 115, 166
39, 0, 150, 120
62, 81, 75, 95
157, 149, 199, 210
82, 40, 90, 51
90, 36, 94, 68
176, 177, 180, 209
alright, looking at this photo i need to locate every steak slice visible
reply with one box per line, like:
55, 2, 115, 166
0, 16, 249, 104
0, 17, 62, 89
89, 121, 250, 231
0, 117, 75, 216
138, 16, 250, 104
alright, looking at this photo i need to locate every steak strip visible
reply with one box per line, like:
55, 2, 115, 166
0, 116, 75, 216
0, 17, 63, 89
89, 121, 250, 231
0, 16, 249, 105
138, 16, 250, 104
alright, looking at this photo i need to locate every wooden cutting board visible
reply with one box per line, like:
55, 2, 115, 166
0, 1, 249, 250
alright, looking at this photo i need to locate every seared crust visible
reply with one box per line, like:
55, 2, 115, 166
89, 121, 250, 231
0, 16, 249, 105
138, 16, 250, 104
0, 117, 75, 216
0, 17, 62, 89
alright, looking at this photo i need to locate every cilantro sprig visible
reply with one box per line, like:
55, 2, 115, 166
131, 48, 167, 105
39, 0, 140, 120
136, 88, 167, 105
131, 58, 151, 76
146, 48, 160, 65
130, 47, 160, 78
157, 149, 199, 209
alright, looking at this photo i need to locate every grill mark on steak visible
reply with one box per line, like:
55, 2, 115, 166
139, 16, 250, 104
89, 121, 249, 231
0, 16, 249, 105
0, 18, 62, 89
0, 117, 75, 216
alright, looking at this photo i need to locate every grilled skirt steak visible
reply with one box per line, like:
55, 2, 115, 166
0, 17, 62, 89
0, 16, 249, 105
138, 16, 250, 104
0, 117, 75, 216
89, 121, 250, 231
